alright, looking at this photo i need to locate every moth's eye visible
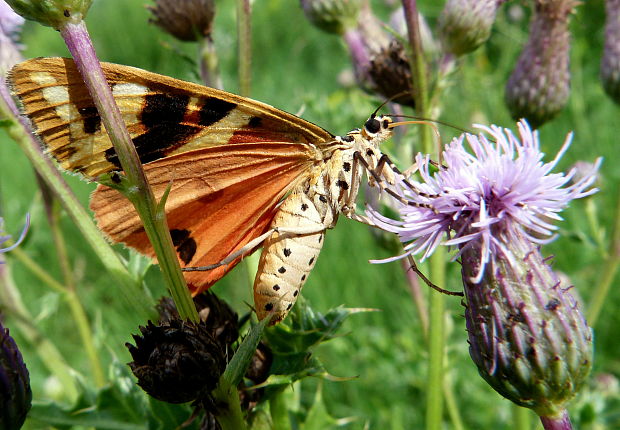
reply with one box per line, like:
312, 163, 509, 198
365, 117, 381, 134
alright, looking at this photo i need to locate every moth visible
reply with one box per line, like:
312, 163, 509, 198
9, 57, 403, 323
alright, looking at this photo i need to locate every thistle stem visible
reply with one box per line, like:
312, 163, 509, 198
588, 181, 620, 326
402, 2, 447, 429
426, 247, 446, 430
237, 0, 252, 96
199, 36, 223, 89
9, 246, 106, 387
0, 257, 79, 402
0, 84, 151, 318
540, 409, 573, 430
58, 20, 199, 322
513, 404, 533, 430
402, 0, 432, 155
270, 388, 292, 430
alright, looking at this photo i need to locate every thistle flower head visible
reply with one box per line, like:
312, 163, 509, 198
0, 321, 32, 428
504, 0, 577, 128
438, 0, 505, 56
148, 0, 215, 42
0, 215, 30, 258
0, 0, 24, 73
367, 120, 600, 282
368, 121, 599, 419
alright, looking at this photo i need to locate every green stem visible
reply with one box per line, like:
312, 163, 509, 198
212, 381, 248, 430
0, 94, 150, 318
270, 388, 291, 430
587, 185, 620, 326
426, 246, 446, 430
237, 0, 252, 96
513, 404, 532, 430
443, 372, 465, 430
402, 0, 432, 155
10, 247, 106, 387
59, 20, 199, 322
402, 2, 448, 429
199, 36, 223, 89
36, 175, 76, 290
0, 260, 79, 402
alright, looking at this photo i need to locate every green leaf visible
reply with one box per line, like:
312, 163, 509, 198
223, 313, 271, 387
27, 363, 198, 430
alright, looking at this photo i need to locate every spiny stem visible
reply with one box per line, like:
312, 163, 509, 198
59, 20, 199, 322
0, 80, 151, 318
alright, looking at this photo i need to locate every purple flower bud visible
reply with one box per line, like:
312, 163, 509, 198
148, 0, 215, 42
438, 0, 505, 56
4, 0, 93, 28
0, 322, 32, 429
0, 0, 24, 73
300, 0, 361, 35
505, 0, 577, 128
462, 228, 592, 418
601, 0, 620, 104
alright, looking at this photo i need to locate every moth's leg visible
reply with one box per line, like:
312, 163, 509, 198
183, 224, 330, 272
351, 152, 413, 206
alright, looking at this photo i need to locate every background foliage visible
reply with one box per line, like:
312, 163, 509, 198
0, 0, 618, 428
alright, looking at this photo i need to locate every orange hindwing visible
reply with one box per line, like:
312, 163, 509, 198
9, 57, 336, 291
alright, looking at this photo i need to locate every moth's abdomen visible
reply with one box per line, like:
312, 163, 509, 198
254, 192, 325, 323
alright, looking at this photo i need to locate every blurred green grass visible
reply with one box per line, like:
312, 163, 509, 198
0, 0, 618, 428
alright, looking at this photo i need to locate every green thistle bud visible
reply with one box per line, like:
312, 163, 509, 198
300, 0, 361, 35
601, 0, 620, 104
0, 322, 32, 429
505, 0, 577, 128
438, 0, 504, 56
126, 319, 226, 404
462, 229, 592, 419
4, 0, 92, 28
148, 0, 215, 42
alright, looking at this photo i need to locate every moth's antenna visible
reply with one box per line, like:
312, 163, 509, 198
389, 114, 471, 135
372, 90, 413, 117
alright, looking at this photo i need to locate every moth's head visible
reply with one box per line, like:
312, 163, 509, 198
362, 114, 393, 141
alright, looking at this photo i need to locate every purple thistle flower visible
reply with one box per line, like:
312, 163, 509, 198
0, 215, 29, 258
367, 120, 600, 282
368, 121, 599, 425
0, 0, 24, 73
0, 321, 31, 428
